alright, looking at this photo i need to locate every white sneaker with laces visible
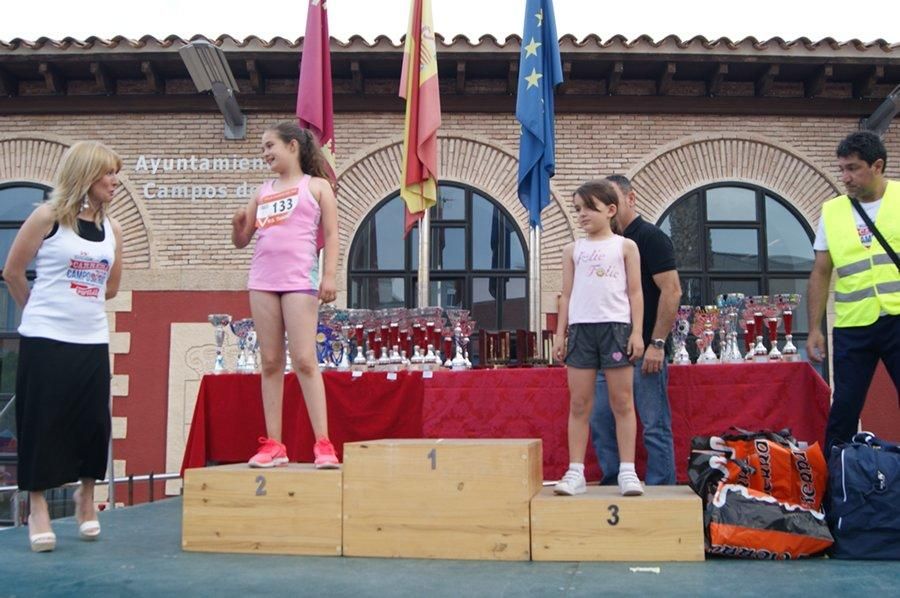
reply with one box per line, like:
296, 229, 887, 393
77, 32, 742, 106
618, 470, 644, 496
553, 469, 586, 496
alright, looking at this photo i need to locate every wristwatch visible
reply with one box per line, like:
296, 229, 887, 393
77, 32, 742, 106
651, 338, 666, 350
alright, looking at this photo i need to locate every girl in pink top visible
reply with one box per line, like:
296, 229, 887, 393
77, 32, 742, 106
232, 122, 339, 469
552, 180, 645, 496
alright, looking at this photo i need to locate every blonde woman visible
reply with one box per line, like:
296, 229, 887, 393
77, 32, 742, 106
3, 141, 123, 552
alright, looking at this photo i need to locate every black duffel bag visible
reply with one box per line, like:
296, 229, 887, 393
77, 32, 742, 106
828, 432, 900, 559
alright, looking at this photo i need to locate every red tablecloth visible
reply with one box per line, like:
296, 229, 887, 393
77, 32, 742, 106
181, 362, 831, 483
182, 371, 424, 473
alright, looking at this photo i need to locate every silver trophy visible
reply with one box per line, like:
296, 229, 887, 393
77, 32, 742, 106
208, 314, 233, 373
671, 306, 692, 365
717, 293, 746, 363
246, 330, 259, 371
284, 333, 293, 373
693, 306, 719, 365
230, 318, 256, 373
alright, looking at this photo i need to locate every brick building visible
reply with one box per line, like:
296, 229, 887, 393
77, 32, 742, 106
0, 33, 898, 501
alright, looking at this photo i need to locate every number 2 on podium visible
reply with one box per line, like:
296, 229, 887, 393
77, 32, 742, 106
427, 448, 436, 470
256, 475, 267, 496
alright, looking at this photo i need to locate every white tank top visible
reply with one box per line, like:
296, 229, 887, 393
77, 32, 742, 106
19, 218, 116, 344
568, 236, 632, 325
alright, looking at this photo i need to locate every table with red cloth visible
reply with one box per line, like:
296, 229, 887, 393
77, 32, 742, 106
181, 362, 831, 483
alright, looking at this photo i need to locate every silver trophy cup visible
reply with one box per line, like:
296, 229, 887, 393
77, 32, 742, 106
208, 314, 233, 373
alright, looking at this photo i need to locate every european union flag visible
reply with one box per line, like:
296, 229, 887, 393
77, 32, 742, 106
516, 0, 563, 229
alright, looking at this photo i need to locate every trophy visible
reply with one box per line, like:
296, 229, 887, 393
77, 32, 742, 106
747, 295, 769, 363
716, 293, 746, 363
348, 309, 370, 372
764, 299, 782, 361
693, 306, 719, 364
245, 330, 259, 371
284, 333, 293, 373
229, 318, 256, 373
740, 315, 756, 361
208, 314, 233, 373
671, 306, 692, 365
317, 306, 338, 370
775, 293, 802, 361
446, 309, 471, 370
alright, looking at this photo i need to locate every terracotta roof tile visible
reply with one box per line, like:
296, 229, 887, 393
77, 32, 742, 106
1, 33, 896, 53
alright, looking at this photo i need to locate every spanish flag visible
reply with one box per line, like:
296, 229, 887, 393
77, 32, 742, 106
399, 0, 441, 236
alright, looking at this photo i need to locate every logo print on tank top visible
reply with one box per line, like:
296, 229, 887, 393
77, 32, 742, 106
66, 251, 111, 297
576, 248, 621, 280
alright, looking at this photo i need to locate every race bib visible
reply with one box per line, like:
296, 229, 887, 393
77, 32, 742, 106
256, 187, 298, 228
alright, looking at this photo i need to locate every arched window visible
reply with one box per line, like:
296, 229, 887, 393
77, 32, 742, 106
658, 183, 819, 361
0, 183, 50, 522
348, 183, 528, 331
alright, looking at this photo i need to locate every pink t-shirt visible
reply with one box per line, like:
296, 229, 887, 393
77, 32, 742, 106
568, 236, 632, 325
248, 175, 321, 292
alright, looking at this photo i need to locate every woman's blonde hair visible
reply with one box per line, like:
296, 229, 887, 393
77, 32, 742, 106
50, 141, 122, 230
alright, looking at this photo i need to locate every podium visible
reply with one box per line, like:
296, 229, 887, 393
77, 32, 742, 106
530, 485, 705, 561
342, 439, 542, 560
182, 464, 342, 556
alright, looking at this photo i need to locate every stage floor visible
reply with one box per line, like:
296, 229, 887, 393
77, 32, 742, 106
1, 498, 897, 597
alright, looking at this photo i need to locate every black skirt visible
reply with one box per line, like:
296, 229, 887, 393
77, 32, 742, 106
15, 336, 111, 491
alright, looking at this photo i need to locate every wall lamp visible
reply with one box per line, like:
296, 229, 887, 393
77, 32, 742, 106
179, 40, 247, 140
860, 84, 900, 138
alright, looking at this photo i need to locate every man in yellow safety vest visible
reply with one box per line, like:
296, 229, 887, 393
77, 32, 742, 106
807, 131, 900, 452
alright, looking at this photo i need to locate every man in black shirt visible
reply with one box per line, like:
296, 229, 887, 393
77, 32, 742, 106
590, 175, 682, 485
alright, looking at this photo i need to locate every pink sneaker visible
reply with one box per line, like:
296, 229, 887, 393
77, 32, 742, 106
313, 438, 340, 469
248, 437, 288, 468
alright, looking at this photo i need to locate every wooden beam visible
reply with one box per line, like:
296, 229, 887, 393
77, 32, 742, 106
804, 65, 832, 98
707, 63, 727, 97
507, 60, 518, 95
456, 60, 466, 94
0, 66, 17, 97
38, 62, 65, 94
90, 62, 116, 95
755, 64, 779, 97
853, 65, 883, 98
657, 62, 676, 95
246, 59, 265, 94
141, 61, 163, 94
0, 93, 885, 118
350, 60, 363, 94
607, 61, 623, 95
558, 61, 573, 94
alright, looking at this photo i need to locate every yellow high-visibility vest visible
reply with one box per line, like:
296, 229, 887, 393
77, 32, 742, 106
822, 180, 900, 328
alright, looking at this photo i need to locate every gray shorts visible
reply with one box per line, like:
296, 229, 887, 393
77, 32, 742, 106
565, 322, 633, 370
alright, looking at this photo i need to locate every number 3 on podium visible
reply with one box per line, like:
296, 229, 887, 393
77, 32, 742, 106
607, 504, 619, 526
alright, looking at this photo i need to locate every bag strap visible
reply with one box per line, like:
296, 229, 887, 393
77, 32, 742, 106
849, 196, 900, 273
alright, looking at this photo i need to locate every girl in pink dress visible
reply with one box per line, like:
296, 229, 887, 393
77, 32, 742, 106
551, 179, 645, 496
232, 121, 339, 468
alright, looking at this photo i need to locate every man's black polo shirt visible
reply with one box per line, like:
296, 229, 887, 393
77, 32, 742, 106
621, 215, 677, 347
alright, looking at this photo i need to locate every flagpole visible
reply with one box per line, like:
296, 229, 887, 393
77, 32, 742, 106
529, 225, 542, 342
418, 210, 430, 307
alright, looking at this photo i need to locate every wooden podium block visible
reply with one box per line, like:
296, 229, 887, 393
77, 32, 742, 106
531, 485, 705, 561
182, 463, 342, 556
342, 439, 542, 560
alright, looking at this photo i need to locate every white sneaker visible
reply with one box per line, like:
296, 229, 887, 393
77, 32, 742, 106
553, 469, 586, 496
618, 471, 644, 496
